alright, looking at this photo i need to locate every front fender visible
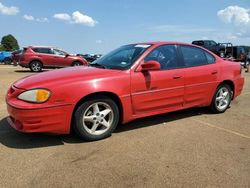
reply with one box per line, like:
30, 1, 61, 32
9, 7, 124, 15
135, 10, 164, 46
49, 72, 133, 123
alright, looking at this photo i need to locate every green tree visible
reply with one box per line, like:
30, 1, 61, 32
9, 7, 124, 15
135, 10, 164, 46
0, 44, 5, 51
1, 34, 19, 51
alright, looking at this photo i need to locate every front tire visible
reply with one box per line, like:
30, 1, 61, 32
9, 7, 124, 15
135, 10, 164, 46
210, 84, 232, 113
30, 61, 42, 72
74, 96, 119, 141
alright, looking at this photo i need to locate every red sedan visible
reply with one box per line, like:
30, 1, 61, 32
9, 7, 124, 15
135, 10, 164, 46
6, 42, 244, 141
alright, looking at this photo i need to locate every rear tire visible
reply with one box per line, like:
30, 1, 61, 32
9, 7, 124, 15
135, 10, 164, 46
72, 61, 82, 66
74, 96, 119, 141
210, 84, 232, 113
30, 61, 42, 72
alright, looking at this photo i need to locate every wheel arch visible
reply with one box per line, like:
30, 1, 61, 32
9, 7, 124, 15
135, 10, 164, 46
29, 59, 43, 67
70, 91, 124, 131
218, 80, 235, 99
71, 60, 83, 66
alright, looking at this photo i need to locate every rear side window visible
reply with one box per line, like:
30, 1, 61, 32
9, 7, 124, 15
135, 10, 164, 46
205, 52, 215, 64
180, 46, 207, 67
192, 41, 204, 46
32, 48, 52, 54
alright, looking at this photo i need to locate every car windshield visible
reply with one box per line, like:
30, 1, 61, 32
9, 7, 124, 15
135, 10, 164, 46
90, 44, 151, 70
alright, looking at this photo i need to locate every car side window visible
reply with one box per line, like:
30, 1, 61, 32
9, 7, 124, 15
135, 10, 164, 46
204, 41, 210, 46
205, 52, 215, 64
144, 45, 179, 70
180, 46, 208, 67
210, 41, 217, 46
53, 49, 66, 56
32, 48, 52, 54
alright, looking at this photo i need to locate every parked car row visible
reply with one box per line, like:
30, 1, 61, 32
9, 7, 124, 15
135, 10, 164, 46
17, 46, 88, 72
77, 54, 102, 63
192, 40, 250, 68
192, 40, 230, 58
2, 40, 249, 72
1, 47, 102, 72
0, 51, 12, 64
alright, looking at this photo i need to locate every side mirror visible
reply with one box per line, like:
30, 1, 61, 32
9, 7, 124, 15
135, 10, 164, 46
140, 60, 160, 71
65, 54, 70, 58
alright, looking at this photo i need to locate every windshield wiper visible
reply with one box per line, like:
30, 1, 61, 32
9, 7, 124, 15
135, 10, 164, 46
89, 63, 107, 69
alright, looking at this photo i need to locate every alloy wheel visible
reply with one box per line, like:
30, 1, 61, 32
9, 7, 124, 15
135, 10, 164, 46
215, 87, 230, 111
73, 62, 81, 66
31, 62, 42, 72
82, 102, 114, 136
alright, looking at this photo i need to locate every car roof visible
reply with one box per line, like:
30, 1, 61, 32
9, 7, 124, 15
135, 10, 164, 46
192, 40, 213, 42
27, 46, 56, 49
132, 41, 197, 47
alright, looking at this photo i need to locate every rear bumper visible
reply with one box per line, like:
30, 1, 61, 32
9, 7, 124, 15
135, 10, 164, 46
18, 59, 29, 68
19, 63, 29, 68
234, 76, 244, 99
7, 104, 73, 134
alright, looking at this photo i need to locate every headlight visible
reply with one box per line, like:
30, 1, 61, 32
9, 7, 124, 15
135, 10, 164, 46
18, 89, 51, 103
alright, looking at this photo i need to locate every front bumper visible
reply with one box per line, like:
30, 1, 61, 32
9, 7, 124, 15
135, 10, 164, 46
7, 103, 73, 134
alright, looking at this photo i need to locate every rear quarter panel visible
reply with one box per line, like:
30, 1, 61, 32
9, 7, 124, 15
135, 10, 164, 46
218, 60, 244, 99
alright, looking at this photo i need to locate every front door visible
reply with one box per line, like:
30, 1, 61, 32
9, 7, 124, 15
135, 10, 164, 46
131, 45, 185, 115
52, 48, 68, 67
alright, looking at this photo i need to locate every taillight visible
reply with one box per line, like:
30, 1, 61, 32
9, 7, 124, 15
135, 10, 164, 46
9, 86, 15, 95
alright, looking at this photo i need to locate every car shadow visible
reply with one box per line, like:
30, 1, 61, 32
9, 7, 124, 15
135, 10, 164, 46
115, 108, 210, 133
0, 118, 84, 149
14, 70, 48, 73
0, 108, 211, 149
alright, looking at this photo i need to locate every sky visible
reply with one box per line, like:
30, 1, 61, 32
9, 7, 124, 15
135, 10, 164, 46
0, 0, 250, 54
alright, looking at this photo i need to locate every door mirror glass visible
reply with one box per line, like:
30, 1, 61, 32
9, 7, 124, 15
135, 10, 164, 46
140, 60, 160, 71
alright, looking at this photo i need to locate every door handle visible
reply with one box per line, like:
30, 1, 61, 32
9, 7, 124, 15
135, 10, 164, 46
211, 70, 218, 75
173, 75, 182, 79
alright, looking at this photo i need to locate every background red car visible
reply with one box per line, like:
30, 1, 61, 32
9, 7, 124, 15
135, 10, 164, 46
11, 49, 23, 66
19, 46, 88, 72
6, 42, 244, 141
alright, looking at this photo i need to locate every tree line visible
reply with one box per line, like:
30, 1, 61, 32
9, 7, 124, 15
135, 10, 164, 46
0, 34, 19, 52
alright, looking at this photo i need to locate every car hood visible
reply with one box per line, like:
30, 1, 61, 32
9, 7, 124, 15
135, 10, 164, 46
13, 66, 122, 89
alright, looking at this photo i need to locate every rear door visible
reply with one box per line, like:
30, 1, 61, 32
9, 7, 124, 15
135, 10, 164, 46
131, 45, 185, 114
32, 48, 54, 66
179, 45, 219, 107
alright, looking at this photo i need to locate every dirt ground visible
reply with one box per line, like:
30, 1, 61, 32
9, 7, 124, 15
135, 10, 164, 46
0, 65, 249, 188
